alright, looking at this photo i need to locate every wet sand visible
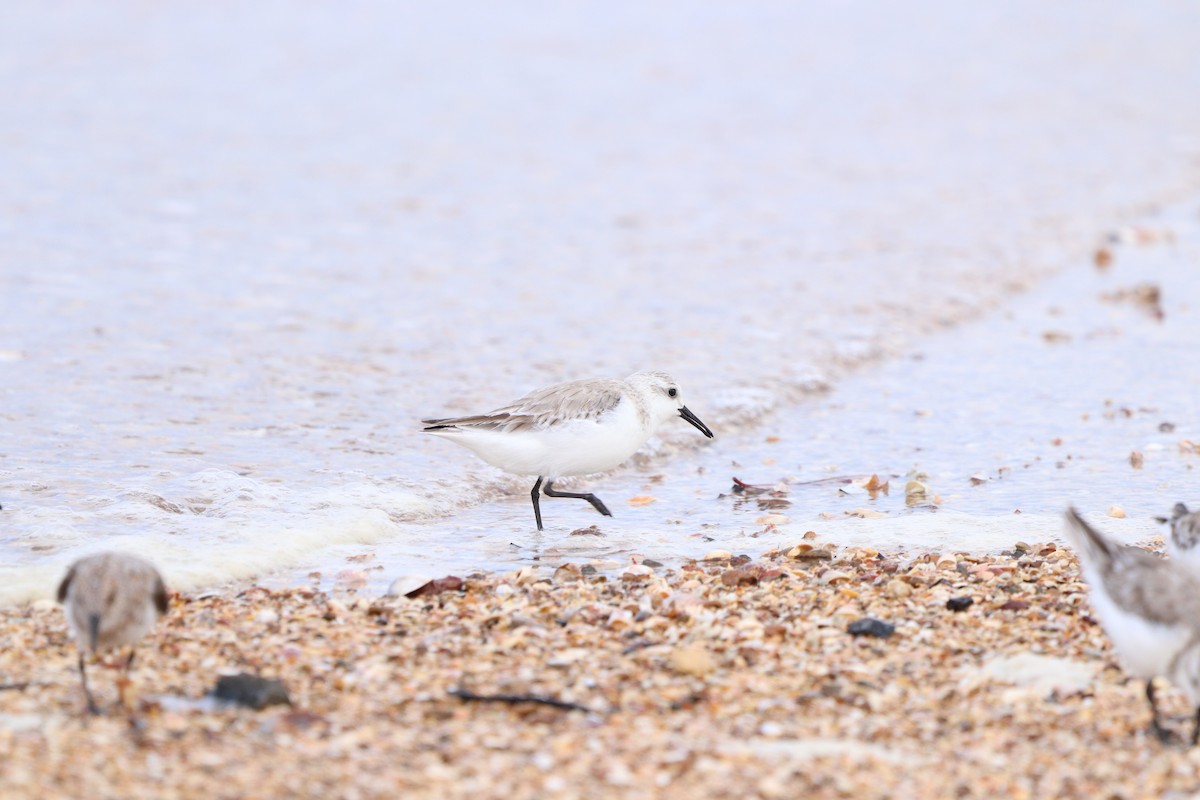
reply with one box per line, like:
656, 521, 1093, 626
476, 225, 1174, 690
3, 537, 1198, 799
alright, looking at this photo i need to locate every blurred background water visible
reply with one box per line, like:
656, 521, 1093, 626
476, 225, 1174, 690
2, 1, 1200, 600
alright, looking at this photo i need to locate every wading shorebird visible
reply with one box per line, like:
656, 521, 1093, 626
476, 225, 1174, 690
423, 371, 714, 531
1065, 508, 1200, 745
57, 552, 169, 714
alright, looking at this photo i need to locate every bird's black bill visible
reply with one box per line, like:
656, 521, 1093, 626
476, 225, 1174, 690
679, 406, 714, 438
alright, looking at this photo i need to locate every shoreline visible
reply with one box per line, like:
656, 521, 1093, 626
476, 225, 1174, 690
3, 536, 1198, 798
3, 187, 1199, 604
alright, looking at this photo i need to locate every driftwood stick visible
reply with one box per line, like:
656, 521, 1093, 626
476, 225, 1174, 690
0, 682, 40, 692
733, 475, 860, 491
448, 688, 592, 713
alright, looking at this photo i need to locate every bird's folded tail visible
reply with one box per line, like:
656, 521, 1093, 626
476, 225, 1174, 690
422, 413, 521, 433
1064, 507, 1116, 568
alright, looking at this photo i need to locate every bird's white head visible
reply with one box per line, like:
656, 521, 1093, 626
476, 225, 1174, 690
1161, 502, 1200, 553
626, 371, 714, 438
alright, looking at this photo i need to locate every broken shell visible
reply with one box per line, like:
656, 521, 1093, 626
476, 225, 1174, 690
904, 480, 929, 507
622, 565, 654, 581
786, 543, 833, 560
386, 575, 435, 597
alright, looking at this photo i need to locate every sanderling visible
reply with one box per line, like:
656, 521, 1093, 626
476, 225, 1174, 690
1158, 503, 1200, 572
57, 552, 169, 714
1064, 508, 1200, 744
423, 371, 714, 530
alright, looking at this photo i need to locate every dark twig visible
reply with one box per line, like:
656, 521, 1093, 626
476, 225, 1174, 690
0, 682, 40, 692
448, 688, 592, 713
733, 475, 862, 491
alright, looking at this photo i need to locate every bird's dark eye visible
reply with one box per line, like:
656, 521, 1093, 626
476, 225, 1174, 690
668, 387, 677, 398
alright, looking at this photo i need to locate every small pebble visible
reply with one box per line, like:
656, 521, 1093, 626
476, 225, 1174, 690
847, 618, 894, 638
211, 674, 291, 710
670, 644, 717, 677
946, 596, 974, 612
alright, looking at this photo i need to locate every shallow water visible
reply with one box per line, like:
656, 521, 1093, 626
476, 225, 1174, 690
3, 2, 1200, 601
283, 200, 1199, 593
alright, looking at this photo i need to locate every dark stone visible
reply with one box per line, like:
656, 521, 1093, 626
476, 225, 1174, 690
642, 559, 664, 568
847, 618, 894, 638
212, 674, 291, 710
946, 596, 974, 612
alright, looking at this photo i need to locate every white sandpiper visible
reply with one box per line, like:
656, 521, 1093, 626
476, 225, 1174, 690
423, 370, 714, 531
1064, 507, 1200, 745
57, 552, 169, 714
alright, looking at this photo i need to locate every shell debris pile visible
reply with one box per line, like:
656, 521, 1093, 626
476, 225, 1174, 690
2, 543, 1199, 798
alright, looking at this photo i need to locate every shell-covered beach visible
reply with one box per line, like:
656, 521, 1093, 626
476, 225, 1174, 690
5, 541, 1200, 799
5, 1, 1200, 797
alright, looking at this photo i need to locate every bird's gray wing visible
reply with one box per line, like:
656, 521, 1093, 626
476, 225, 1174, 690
423, 379, 623, 433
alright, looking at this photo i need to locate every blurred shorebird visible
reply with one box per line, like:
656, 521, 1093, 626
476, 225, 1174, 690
1065, 508, 1200, 745
57, 552, 169, 714
423, 371, 714, 531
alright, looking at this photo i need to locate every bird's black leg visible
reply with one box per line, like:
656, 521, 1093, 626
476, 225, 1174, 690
531, 477, 545, 532
1147, 679, 1174, 743
1191, 705, 1200, 747
543, 481, 613, 518
79, 652, 99, 715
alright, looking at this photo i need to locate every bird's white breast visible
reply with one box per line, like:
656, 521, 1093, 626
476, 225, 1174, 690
1087, 582, 1189, 679
438, 395, 650, 478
